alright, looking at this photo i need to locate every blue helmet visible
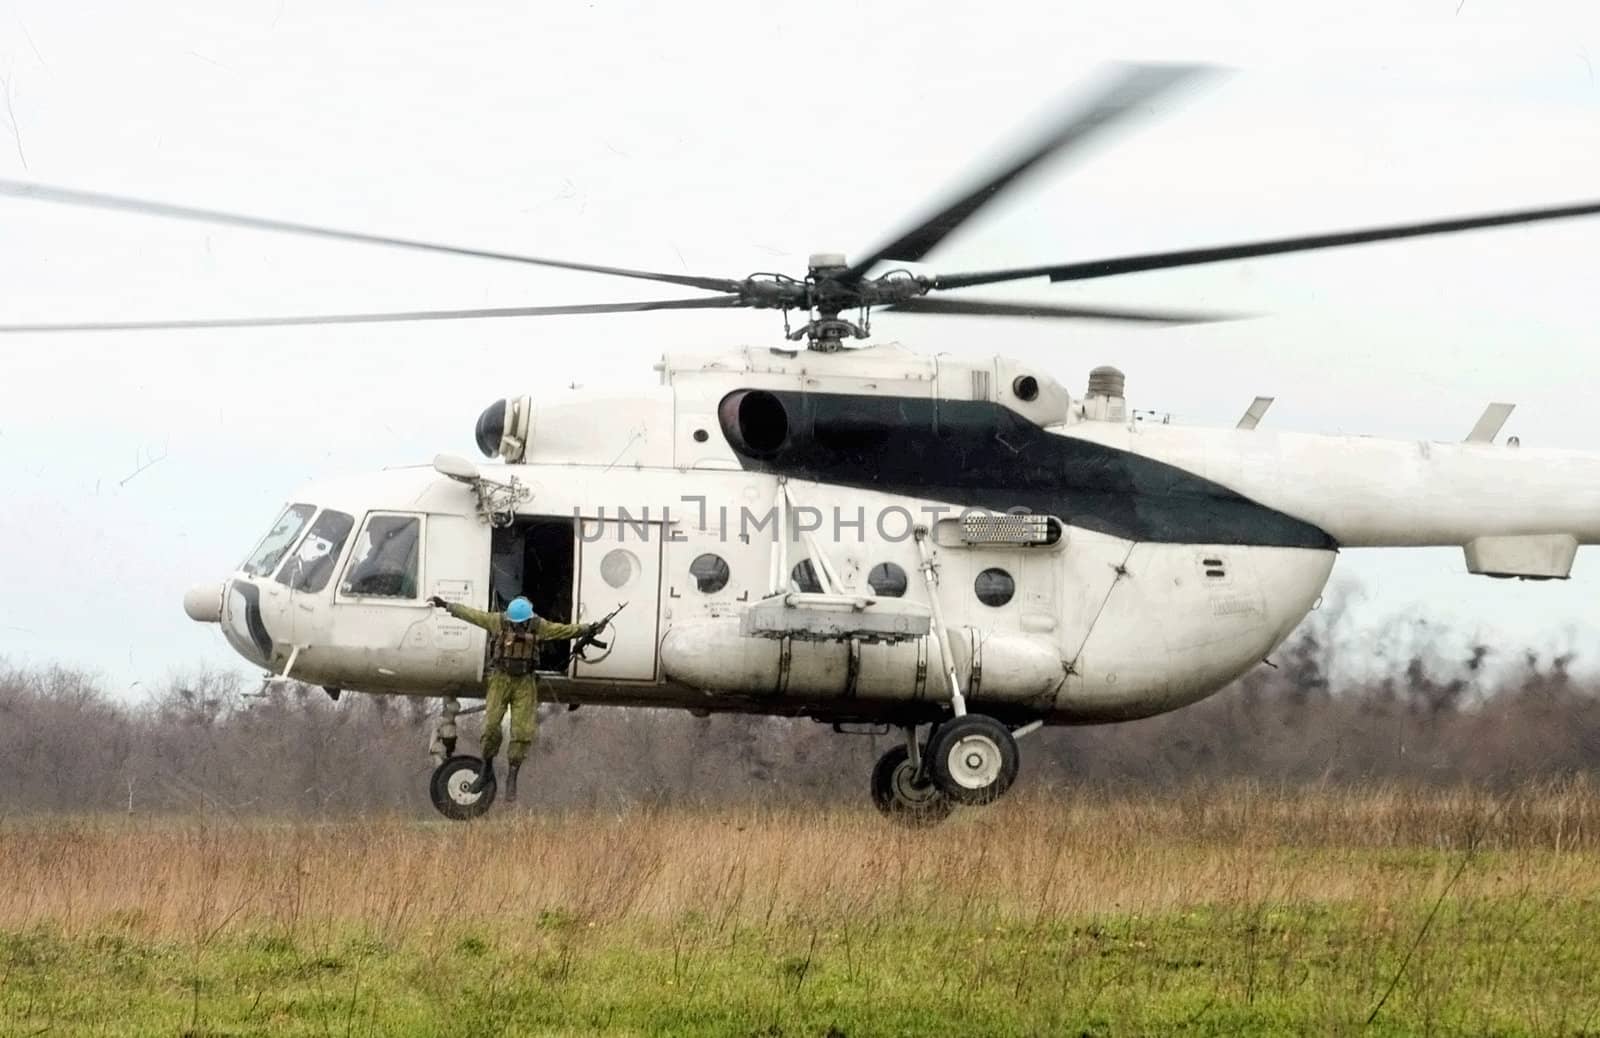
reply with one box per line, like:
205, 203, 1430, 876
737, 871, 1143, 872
505, 597, 535, 623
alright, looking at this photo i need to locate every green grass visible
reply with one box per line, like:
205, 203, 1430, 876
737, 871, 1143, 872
4, 884, 1599, 1036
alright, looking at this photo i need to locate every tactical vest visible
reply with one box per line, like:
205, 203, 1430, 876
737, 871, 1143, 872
491, 622, 540, 676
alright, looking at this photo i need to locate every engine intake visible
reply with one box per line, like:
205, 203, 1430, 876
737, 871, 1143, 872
719, 390, 791, 456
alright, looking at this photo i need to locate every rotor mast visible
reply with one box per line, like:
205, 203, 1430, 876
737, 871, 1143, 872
794, 253, 869, 352
786, 253, 932, 352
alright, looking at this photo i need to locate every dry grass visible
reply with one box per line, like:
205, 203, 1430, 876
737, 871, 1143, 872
5, 780, 1600, 942
6, 782, 1600, 1035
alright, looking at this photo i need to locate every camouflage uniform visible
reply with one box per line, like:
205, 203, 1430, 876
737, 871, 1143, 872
443, 604, 588, 766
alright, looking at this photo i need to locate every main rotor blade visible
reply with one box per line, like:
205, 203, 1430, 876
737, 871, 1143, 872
882, 296, 1237, 324
0, 295, 747, 333
846, 63, 1211, 279
0, 179, 745, 293
932, 200, 1600, 290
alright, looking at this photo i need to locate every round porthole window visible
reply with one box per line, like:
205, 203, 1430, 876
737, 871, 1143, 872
600, 548, 640, 589
868, 562, 908, 598
690, 553, 730, 594
790, 559, 822, 594
974, 568, 1014, 607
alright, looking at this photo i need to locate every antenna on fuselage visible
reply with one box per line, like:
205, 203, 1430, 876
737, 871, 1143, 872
433, 453, 530, 526
433, 453, 481, 483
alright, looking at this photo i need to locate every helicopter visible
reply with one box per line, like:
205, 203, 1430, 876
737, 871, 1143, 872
6, 63, 1600, 823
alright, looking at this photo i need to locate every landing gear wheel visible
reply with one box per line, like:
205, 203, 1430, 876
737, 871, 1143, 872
870, 746, 953, 826
926, 715, 1019, 805
430, 755, 497, 821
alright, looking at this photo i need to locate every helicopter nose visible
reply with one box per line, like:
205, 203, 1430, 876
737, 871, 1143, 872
183, 581, 224, 623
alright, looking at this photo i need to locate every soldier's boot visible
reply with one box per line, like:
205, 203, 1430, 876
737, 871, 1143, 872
504, 761, 521, 804
467, 758, 495, 795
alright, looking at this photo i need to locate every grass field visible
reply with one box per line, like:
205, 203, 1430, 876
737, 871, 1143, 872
4, 783, 1600, 1036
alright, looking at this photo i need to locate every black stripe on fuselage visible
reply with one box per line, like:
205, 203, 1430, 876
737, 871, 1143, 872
230, 578, 276, 659
716, 389, 1335, 549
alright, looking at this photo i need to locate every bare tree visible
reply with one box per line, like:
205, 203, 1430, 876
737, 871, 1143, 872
4, 608, 1600, 817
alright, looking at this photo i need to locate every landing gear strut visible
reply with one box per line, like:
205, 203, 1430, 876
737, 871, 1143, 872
429, 696, 461, 764
904, 526, 1021, 809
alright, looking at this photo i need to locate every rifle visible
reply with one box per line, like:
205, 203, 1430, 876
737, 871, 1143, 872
571, 601, 628, 661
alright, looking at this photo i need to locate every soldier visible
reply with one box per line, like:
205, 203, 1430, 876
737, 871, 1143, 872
426, 594, 599, 804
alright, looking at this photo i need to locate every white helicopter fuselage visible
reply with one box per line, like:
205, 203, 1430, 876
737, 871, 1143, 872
188, 343, 1600, 727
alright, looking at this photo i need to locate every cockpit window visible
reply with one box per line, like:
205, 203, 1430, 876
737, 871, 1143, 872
276, 510, 355, 593
242, 504, 316, 577
340, 514, 421, 599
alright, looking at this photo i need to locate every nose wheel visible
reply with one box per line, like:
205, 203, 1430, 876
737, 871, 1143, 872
430, 755, 497, 820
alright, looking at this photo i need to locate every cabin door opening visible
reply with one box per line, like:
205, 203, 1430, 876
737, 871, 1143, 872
489, 516, 577, 673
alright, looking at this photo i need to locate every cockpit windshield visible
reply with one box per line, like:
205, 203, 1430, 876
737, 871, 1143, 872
241, 504, 316, 577
276, 509, 355, 593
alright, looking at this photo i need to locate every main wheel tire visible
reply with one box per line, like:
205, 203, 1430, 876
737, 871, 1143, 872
926, 715, 1019, 805
430, 755, 497, 821
870, 746, 953, 826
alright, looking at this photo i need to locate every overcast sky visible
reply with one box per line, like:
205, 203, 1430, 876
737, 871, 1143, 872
3, 1, 1600, 694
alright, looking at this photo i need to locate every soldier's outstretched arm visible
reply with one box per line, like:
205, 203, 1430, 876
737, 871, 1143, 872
441, 602, 502, 634
534, 618, 589, 641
